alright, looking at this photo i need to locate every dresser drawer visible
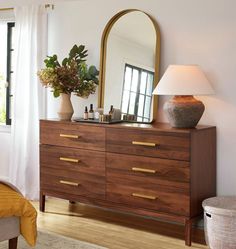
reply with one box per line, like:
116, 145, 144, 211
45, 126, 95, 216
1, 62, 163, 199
106, 153, 190, 189
107, 182, 189, 216
106, 128, 190, 160
41, 166, 105, 199
40, 145, 105, 176
40, 121, 105, 151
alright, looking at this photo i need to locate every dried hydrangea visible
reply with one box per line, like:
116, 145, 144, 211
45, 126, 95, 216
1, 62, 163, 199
38, 45, 99, 98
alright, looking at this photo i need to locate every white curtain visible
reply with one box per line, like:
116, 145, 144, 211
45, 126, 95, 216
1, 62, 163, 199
9, 5, 47, 200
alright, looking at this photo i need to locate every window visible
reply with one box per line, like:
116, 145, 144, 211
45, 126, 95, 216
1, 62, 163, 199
121, 64, 154, 122
0, 22, 15, 125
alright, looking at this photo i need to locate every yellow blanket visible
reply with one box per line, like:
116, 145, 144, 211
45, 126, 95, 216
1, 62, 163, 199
0, 183, 37, 246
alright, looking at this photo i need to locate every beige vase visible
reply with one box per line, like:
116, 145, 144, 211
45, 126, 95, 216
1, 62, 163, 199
57, 93, 74, 121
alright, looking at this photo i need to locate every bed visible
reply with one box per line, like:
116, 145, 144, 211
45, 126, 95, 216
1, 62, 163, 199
0, 180, 37, 249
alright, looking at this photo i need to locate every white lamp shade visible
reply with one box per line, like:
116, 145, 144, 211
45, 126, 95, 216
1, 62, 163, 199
153, 65, 214, 96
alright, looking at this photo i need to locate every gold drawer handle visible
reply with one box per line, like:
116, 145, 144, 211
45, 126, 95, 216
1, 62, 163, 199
59, 180, 80, 187
60, 157, 80, 163
60, 134, 80, 139
132, 167, 156, 174
132, 141, 157, 147
132, 193, 157, 200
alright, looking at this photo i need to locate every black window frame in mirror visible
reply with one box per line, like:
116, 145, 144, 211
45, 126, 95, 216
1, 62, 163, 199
121, 63, 154, 122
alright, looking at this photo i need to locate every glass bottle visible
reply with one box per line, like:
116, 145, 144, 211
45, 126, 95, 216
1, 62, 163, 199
88, 104, 94, 120
84, 106, 88, 120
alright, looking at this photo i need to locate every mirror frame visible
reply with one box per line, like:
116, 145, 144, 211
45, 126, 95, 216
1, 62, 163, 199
98, 9, 161, 122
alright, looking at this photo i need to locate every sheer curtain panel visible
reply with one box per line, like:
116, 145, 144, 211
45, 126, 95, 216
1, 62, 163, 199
9, 5, 47, 200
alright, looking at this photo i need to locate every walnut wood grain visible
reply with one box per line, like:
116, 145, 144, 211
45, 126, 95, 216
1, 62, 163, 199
40, 121, 105, 151
42, 119, 213, 133
40, 145, 105, 176
40, 120, 216, 247
190, 128, 216, 217
106, 127, 190, 160
41, 168, 105, 199
106, 182, 190, 216
106, 152, 190, 189
40, 189, 188, 223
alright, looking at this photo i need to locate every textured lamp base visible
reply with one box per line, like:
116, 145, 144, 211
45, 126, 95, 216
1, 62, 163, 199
164, 95, 205, 128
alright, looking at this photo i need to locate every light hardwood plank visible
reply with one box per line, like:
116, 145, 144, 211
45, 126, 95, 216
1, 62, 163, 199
33, 198, 208, 249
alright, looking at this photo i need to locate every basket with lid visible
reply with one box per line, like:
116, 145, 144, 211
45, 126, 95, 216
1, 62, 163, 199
203, 196, 236, 249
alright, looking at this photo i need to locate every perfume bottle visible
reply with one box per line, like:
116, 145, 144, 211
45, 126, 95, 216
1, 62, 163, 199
88, 104, 94, 120
84, 106, 88, 120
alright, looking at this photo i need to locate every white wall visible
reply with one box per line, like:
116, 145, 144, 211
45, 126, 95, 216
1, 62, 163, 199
0, 0, 236, 195
46, 0, 101, 118
104, 34, 154, 113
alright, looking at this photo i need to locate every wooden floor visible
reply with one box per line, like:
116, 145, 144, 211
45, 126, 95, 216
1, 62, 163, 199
33, 198, 208, 249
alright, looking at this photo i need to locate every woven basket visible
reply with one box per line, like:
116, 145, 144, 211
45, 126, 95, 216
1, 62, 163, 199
203, 197, 236, 249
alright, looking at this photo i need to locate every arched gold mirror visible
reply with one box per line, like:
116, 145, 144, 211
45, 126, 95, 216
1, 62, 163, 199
98, 9, 160, 123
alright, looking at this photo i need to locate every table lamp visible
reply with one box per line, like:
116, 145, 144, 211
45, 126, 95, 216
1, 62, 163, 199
153, 65, 214, 128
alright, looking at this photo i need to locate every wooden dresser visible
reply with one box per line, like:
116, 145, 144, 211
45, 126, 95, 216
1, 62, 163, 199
40, 120, 216, 246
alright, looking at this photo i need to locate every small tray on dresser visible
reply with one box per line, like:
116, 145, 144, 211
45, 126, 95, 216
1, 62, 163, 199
73, 118, 123, 124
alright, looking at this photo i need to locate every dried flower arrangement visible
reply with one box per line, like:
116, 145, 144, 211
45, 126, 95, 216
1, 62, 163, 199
38, 44, 99, 98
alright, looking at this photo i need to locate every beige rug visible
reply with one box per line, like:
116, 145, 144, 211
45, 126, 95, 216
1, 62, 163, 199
0, 231, 107, 249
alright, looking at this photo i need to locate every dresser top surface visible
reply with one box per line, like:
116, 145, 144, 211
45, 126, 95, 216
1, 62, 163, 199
41, 119, 215, 134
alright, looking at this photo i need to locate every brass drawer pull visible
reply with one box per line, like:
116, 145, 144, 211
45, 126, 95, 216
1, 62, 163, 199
59, 180, 80, 187
132, 141, 157, 147
132, 193, 157, 200
132, 167, 156, 174
60, 134, 80, 139
60, 157, 80, 163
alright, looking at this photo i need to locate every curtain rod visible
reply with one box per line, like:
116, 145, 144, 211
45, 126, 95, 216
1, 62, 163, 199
45, 4, 54, 10
0, 8, 14, 11
0, 4, 54, 12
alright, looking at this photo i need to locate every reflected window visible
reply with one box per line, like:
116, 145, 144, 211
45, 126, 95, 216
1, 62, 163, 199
121, 64, 154, 122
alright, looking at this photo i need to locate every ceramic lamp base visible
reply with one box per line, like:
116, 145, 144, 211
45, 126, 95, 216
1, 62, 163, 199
164, 95, 205, 128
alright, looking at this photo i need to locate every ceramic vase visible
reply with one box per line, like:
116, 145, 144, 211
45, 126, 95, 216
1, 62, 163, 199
57, 93, 74, 121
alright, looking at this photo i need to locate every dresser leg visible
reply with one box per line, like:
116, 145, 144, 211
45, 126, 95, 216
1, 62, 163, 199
9, 237, 18, 249
40, 192, 45, 212
185, 219, 192, 246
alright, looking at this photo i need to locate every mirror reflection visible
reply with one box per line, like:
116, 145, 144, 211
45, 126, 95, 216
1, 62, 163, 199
103, 10, 157, 122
